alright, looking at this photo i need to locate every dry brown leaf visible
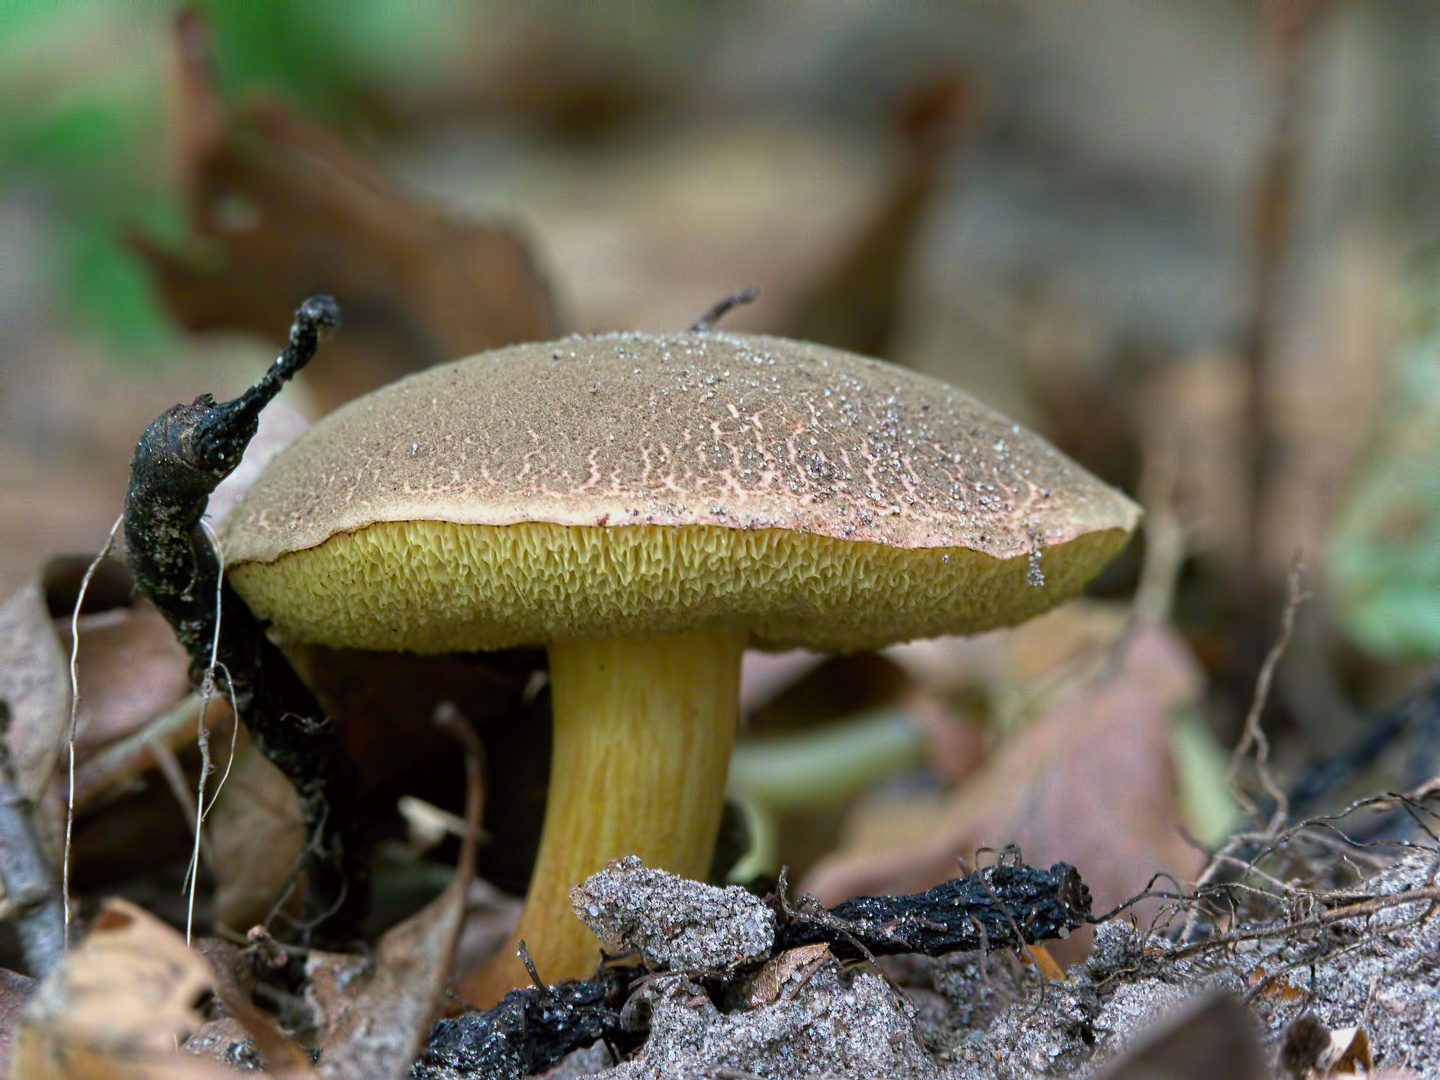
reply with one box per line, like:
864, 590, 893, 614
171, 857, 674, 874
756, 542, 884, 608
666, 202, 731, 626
1326, 1026, 1373, 1076
71, 695, 228, 815
207, 726, 305, 934
805, 622, 1206, 964
0, 578, 70, 808
450, 879, 524, 984
744, 943, 831, 1008
193, 939, 313, 1079
8, 898, 233, 1080
313, 879, 471, 1080
58, 605, 191, 758
303, 951, 371, 1051
314, 710, 482, 1079
132, 11, 556, 415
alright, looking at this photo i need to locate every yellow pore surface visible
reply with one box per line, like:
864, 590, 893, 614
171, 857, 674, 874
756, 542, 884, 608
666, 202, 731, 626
228, 519, 1130, 654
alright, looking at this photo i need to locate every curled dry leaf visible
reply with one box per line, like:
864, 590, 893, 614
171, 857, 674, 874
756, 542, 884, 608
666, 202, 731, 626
0, 553, 192, 813
207, 725, 305, 934
8, 898, 232, 1080
743, 943, 831, 1008
805, 622, 1206, 963
131, 11, 556, 415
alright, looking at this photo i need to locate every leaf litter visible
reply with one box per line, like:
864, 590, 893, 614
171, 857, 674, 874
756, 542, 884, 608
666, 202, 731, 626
9, 8, 1440, 1076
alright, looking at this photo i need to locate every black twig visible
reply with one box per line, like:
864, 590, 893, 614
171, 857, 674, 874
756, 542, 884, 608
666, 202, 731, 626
0, 701, 65, 977
688, 287, 759, 333
123, 296, 365, 943
412, 965, 645, 1080
772, 861, 1092, 960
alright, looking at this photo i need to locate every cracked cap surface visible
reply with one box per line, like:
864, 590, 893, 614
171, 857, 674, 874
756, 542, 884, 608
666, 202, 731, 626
223, 332, 1140, 653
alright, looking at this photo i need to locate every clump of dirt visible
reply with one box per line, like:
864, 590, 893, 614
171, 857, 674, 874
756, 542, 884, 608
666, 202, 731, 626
548, 850, 1440, 1078
570, 856, 775, 974
605, 966, 938, 1079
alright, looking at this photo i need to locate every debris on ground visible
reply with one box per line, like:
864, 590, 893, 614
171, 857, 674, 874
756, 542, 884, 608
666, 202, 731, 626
569, 856, 775, 975
608, 964, 938, 1080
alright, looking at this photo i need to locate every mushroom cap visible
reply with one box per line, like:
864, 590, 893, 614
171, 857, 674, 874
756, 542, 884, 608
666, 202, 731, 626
223, 332, 1140, 653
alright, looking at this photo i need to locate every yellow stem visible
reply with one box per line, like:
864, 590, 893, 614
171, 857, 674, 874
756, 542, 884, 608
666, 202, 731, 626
461, 627, 745, 1004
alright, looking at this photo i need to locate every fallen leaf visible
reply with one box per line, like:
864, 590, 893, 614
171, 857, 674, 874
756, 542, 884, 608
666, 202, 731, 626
1326, 1025, 1372, 1076
317, 855, 472, 1080
744, 943, 831, 1008
304, 951, 372, 1050
0, 578, 70, 808
71, 694, 227, 815
449, 879, 523, 985
805, 622, 1207, 963
132, 11, 556, 415
207, 725, 305, 934
8, 898, 233, 1079
315, 708, 482, 1079
57, 605, 191, 758
193, 938, 314, 1079
1247, 963, 1306, 1002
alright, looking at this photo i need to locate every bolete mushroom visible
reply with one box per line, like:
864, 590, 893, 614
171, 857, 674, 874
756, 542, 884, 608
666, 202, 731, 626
220, 331, 1139, 1000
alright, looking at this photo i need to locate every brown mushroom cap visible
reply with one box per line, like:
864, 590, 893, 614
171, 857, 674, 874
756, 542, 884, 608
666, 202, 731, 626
223, 332, 1140, 653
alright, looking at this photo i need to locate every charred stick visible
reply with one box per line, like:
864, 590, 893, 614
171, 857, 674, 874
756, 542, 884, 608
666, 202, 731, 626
773, 861, 1092, 961
0, 702, 65, 977
124, 296, 365, 943
412, 965, 645, 1080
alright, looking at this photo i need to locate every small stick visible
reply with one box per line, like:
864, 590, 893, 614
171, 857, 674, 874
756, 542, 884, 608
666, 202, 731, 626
1227, 557, 1308, 830
688, 287, 759, 332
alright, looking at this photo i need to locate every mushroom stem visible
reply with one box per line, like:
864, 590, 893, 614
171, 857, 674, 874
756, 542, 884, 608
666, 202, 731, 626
463, 627, 745, 1004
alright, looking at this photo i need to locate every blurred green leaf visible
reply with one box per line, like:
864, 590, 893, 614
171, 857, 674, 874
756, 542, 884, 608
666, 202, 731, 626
1328, 337, 1440, 659
0, 0, 472, 355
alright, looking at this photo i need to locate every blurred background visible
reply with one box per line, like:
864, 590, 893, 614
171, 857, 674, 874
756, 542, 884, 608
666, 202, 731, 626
3, 1, 1440, 961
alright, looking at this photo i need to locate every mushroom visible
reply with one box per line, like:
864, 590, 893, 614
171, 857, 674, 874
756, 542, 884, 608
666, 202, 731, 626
220, 331, 1140, 1000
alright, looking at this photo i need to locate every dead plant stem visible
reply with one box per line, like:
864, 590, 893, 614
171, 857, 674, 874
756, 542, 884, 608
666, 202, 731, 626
63, 511, 123, 949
